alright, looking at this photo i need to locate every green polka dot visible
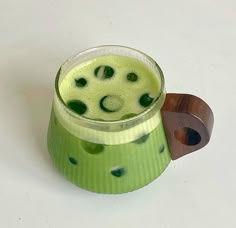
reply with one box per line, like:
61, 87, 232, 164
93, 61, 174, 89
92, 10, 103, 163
134, 134, 149, 144
159, 144, 165, 153
81, 141, 104, 154
111, 167, 125, 177
69, 157, 78, 165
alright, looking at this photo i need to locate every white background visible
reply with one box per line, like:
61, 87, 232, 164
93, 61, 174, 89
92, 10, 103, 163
0, 0, 235, 227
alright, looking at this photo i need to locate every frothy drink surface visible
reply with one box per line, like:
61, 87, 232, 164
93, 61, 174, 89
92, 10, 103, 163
59, 55, 160, 121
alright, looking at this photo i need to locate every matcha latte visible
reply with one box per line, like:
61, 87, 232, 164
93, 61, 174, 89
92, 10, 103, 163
48, 46, 170, 193
59, 55, 160, 121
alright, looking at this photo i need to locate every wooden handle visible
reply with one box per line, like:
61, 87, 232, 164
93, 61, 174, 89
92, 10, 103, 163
161, 93, 214, 160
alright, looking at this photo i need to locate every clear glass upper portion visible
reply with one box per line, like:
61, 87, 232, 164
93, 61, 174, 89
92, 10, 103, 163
53, 45, 166, 144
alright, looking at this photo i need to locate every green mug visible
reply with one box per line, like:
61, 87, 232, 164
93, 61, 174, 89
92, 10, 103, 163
47, 45, 214, 194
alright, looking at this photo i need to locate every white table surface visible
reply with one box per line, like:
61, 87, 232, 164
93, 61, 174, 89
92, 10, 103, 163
1, 1, 235, 227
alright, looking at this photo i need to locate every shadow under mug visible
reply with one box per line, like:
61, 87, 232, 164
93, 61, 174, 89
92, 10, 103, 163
47, 45, 214, 194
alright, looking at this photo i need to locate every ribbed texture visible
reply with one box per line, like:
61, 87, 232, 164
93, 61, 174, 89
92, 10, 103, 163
47, 110, 171, 194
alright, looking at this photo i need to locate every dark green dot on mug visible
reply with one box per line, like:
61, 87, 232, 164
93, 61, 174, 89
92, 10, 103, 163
134, 134, 149, 144
69, 157, 78, 165
159, 144, 165, 153
81, 141, 104, 154
111, 167, 125, 177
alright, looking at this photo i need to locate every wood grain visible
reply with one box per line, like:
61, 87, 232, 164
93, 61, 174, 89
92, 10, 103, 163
161, 93, 214, 160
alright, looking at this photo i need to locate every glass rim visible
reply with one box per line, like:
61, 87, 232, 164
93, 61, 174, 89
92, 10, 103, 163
55, 45, 165, 128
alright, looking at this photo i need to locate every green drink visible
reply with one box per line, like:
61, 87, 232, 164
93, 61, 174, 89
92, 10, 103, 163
59, 55, 160, 121
48, 46, 170, 193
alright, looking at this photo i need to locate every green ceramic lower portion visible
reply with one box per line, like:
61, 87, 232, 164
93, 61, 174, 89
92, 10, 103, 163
47, 109, 171, 194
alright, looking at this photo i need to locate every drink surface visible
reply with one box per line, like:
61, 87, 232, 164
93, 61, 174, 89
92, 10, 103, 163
59, 55, 160, 121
